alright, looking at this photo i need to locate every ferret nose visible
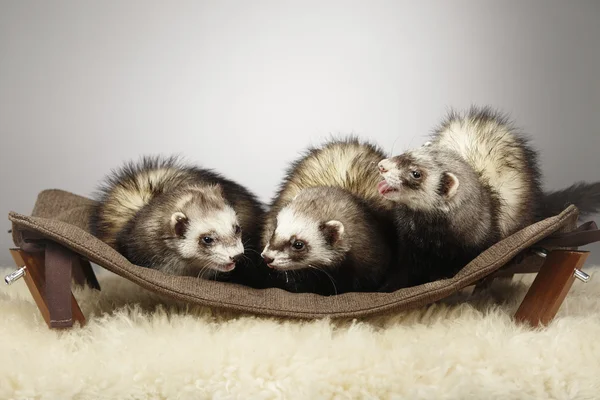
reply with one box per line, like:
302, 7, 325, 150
230, 253, 243, 263
378, 160, 389, 173
262, 254, 274, 264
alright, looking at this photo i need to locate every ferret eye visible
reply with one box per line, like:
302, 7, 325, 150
411, 170, 422, 179
201, 237, 214, 244
292, 240, 305, 250
234, 225, 241, 235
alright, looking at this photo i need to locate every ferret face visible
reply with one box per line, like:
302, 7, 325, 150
260, 206, 346, 271
377, 148, 459, 212
165, 186, 245, 274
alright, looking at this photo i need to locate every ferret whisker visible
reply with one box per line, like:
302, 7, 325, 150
293, 270, 300, 291
381, 107, 587, 291
261, 138, 392, 294
308, 264, 338, 295
390, 135, 401, 156
306, 268, 323, 286
90, 155, 264, 280
244, 248, 262, 256
404, 132, 421, 153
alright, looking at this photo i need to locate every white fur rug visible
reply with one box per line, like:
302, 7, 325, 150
1, 266, 600, 400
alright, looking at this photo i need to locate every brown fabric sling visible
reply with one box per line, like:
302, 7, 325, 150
8, 189, 598, 319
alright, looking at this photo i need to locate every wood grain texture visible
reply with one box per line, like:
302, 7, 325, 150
10, 248, 85, 328
515, 250, 589, 327
72, 257, 101, 290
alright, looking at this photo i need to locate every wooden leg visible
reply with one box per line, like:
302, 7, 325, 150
72, 257, 101, 290
515, 250, 589, 327
9, 248, 86, 329
472, 277, 494, 295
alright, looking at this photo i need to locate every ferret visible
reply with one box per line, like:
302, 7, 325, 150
537, 182, 600, 221
377, 107, 600, 289
90, 156, 266, 279
260, 138, 396, 295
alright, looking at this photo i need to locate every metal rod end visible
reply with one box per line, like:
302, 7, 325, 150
533, 248, 549, 258
574, 269, 590, 283
4, 266, 26, 285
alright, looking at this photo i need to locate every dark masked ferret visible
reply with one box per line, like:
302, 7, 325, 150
261, 138, 396, 295
377, 107, 600, 288
90, 156, 265, 278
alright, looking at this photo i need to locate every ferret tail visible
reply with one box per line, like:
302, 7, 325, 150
539, 181, 600, 219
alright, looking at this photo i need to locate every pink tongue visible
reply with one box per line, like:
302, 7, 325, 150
378, 180, 391, 194
223, 263, 235, 271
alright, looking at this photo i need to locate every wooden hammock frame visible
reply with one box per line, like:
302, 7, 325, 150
5, 243, 591, 329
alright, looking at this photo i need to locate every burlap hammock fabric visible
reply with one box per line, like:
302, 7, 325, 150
7, 189, 589, 319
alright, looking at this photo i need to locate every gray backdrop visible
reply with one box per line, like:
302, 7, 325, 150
1, 0, 599, 267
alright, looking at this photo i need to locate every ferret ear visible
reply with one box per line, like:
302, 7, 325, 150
441, 172, 460, 199
170, 212, 189, 237
320, 220, 345, 246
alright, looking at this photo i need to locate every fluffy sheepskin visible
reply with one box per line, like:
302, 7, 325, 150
1, 265, 600, 400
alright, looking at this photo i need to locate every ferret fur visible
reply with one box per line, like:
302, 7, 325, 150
90, 156, 265, 279
261, 138, 396, 295
378, 107, 600, 289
